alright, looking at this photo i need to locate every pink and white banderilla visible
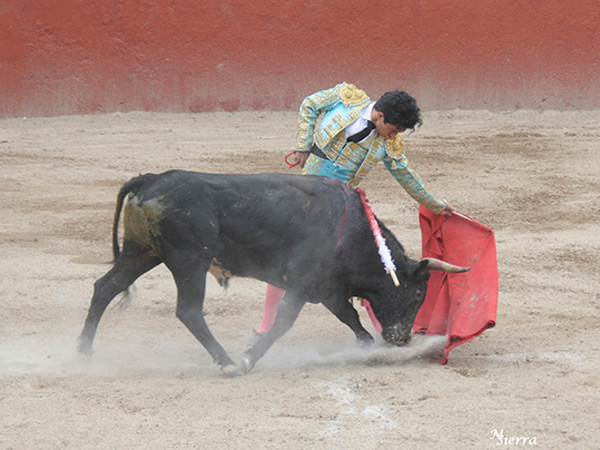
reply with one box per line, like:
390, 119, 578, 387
357, 188, 400, 287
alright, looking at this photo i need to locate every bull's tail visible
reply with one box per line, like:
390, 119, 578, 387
112, 173, 158, 261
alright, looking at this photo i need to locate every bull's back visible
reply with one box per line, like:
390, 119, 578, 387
137, 170, 349, 227
121, 171, 357, 278
206, 172, 352, 242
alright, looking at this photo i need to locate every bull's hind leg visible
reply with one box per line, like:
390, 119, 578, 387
171, 267, 238, 376
78, 247, 160, 354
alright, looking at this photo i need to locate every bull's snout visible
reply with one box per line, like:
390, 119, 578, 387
382, 324, 412, 346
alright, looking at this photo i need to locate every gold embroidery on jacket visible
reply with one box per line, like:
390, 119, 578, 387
351, 145, 381, 187
385, 136, 405, 159
338, 84, 370, 107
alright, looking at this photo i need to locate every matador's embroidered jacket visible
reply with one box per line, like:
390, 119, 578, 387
295, 82, 447, 214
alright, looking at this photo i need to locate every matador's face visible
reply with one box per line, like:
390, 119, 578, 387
371, 109, 405, 140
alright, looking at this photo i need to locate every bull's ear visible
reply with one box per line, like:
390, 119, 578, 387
409, 259, 430, 277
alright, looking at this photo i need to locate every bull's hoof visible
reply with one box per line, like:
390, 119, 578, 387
240, 356, 255, 374
220, 364, 243, 377
77, 336, 93, 356
356, 332, 375, 348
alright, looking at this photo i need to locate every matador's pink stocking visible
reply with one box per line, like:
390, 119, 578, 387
256, 284, 286, 333
257, 286, 382, 335
362, 299, 383, 334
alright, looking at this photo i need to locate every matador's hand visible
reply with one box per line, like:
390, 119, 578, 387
292, 151, 310, 169
441, 202, 457, 217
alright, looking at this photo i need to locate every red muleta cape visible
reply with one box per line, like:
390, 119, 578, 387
414, 206, 498, 363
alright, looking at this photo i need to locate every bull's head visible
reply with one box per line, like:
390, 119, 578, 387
376, 258, 469, 346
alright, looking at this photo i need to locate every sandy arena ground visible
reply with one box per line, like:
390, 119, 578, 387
1, 109, 599, 449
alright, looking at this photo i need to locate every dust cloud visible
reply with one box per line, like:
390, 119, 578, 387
1, 329, 445, 377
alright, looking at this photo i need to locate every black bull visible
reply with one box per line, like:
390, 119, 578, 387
78, 170, 468, 375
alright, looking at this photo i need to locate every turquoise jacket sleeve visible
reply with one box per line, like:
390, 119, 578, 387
383, 155, 447, 214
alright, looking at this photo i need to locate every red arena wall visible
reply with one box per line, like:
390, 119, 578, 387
1, 0, 599, 117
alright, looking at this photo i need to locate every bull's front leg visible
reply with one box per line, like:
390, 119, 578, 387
322, 297, 374, 345
241, 293, 305, 374
173, 268, 239, 376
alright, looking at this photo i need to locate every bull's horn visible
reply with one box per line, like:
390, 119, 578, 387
423, 257, 470, 273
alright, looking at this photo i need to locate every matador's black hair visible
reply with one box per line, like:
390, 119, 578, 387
374, 90, 423, 131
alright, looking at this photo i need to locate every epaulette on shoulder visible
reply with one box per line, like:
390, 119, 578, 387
385, 136, 405, 159
338, 83, 370, 107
